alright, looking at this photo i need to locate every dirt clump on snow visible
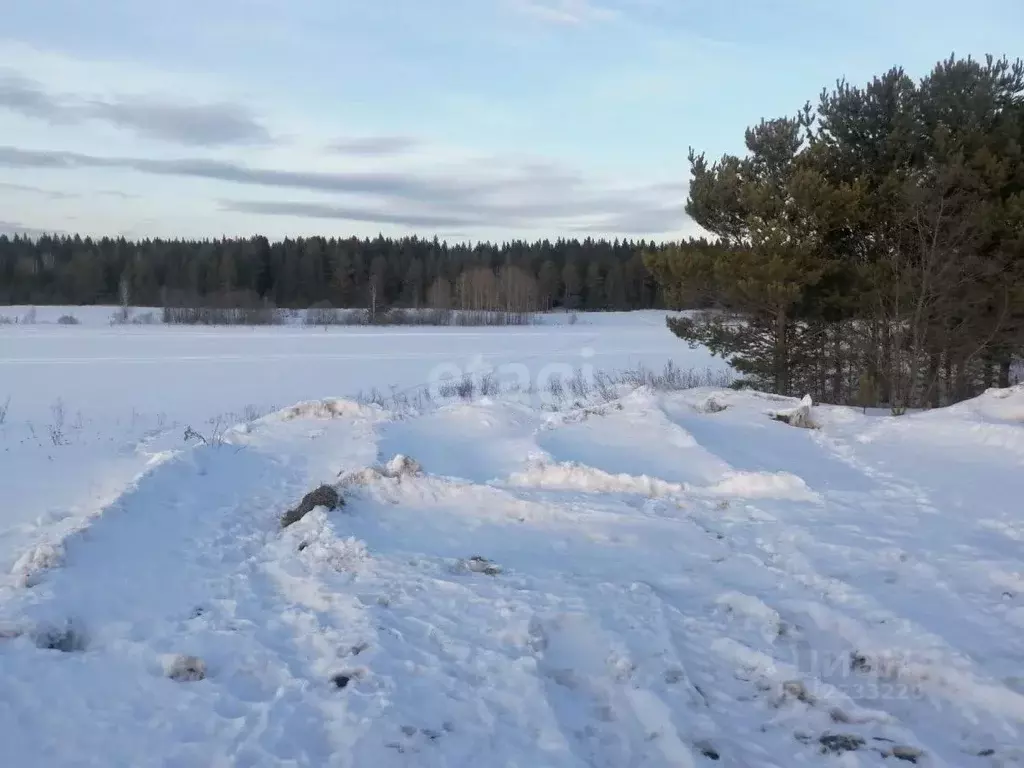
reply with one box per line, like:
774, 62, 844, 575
454, 555, 502, 576
33, 621, 87, 653
281, 484, 343, 528
818, 732, 865, 754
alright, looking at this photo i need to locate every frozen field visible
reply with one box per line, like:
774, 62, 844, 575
2, 308, 1024, 767
0, 308, 703, 427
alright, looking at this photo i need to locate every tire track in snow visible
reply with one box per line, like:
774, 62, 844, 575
523, 394, 1024, 761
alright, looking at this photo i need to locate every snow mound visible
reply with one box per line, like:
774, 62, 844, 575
933, 383, 1024, 424
507, 458, 686, 498
770, 394, 818, 429
287, 508, 370, 574
338, 453, 425, 487
700, 470, 820, 501
276, 398, 383, 422
10, 542, 64, 587
509, 460, 817, 503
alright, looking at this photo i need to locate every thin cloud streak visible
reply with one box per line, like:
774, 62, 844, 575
0, 146, 485, 201
508, 0, 617, 24
222, 200, 476, 229
0, 219, 63, 237
0, 180, 75, 199
0, 72, 70, 121
325, 135, 420, 156
0, 70, 272, 146
223, 196, 684, 234
0, 144, 687, 235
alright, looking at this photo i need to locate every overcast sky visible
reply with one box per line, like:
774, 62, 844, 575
1, 0, 1021, 242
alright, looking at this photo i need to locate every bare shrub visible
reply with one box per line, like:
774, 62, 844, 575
57, 314, 80, 325
162, 305, 284, 325
131, 311, 157, 325
420, 308, 454, 325
305, 302, 343, 326
117, 272, 131, 323
304, 307, 371, 326
242, 404, 265, 422
436, 374, 476, 400
0, 396, 9, 425
371, 307, 528, 326
568, 368, 591, 399
21, 307, 37, 324
0, 314, 13, 325
238, 305, 282, 325
162, 291, 285, 326
613, 362, 735, 392
183, 416, 229, 446
375, 308, 410, 325
593, 371, 617, 402
479, 372, 499, 397
454, 310, 532, 326
48, 398, 67, 445
546, 376, 566, 401
347, 362, 735, 415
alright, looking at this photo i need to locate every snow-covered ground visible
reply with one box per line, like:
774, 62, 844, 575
0, 310, 720, 579
2, 312, 1023, 766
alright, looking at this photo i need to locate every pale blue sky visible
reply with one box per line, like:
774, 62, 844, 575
1, 0, 1020, 241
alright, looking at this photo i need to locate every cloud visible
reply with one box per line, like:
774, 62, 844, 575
221, 200, 474, 229
0, 219, 61, 237
0, 180, 75, 199
325, 135, 420, 156
222, 195, 684, 234
0, 144, 688, 236
508, 0, 617, 24
86, 97, 271, 146
0, 179, 136, 201
0, 70, 271, 146
568, 204, 688, 235
0, 72, 70, 121
0, 145, 489, 201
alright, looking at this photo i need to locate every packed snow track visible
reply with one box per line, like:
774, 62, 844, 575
2, 386, 1023, 767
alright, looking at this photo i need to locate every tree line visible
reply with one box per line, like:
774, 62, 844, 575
0, 233, 663, 313
646, 54, 1024, 411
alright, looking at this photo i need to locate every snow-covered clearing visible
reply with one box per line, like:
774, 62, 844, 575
2, 312, 1023, 766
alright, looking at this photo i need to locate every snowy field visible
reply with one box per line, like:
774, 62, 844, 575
0, 309, 717, 579
2, 308, 1024, 766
